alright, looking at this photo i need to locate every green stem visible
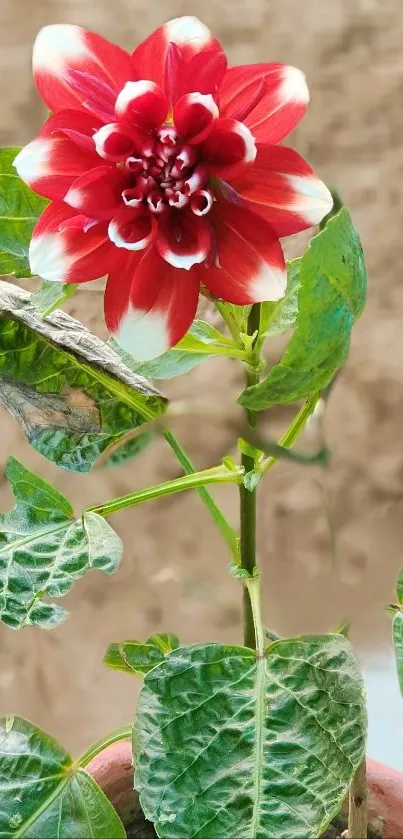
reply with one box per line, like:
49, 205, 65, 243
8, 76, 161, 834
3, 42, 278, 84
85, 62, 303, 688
261, 391, 320, 475
215, 301, 244, 344
77, 725, 132, 768
240, 304, 261, 649
87, 464, 244, 518
163, 430, 240, 564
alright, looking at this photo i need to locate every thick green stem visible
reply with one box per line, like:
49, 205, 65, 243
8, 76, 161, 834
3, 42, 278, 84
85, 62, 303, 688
77, 725, 132, 768
348, 760, 368, 838
240, 304, 261, 649
87, 464, 243, 518
163, 430, 240, 564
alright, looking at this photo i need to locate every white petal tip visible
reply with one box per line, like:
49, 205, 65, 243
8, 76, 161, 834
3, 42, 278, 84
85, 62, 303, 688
288, 175, 334, 225
33, 24, 86, 72
13, 139, 49, 184
252, 264, 287, 302
164, 16, 212, 46
114, 307, 169, 361
29, 233, 71, 282
281, 65, 310, 105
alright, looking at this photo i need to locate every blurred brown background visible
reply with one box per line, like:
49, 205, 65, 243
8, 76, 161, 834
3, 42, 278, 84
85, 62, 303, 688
0, 0, 403, 759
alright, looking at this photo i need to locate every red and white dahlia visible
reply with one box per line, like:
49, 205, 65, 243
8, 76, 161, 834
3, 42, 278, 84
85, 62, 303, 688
15, 17, 332, 360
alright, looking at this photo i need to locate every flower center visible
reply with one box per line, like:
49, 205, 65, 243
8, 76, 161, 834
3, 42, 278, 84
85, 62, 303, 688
118, 125, 214, 219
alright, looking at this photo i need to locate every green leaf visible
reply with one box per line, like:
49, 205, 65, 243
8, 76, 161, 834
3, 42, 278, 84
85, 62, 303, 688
259, 258, 301, 338
393, 611, 403, 697
33, 280, 77, 317
0, 281, 166, 472
134, 635, 366, 839
110, 320, 240, 380
102, 430, 154, 468
104, 633, 180, 675
0, 715, 125, 837
396, 567, 403, 604
0, 457, 122, 629
0, 148, 47, 278
240, 209, 367, 410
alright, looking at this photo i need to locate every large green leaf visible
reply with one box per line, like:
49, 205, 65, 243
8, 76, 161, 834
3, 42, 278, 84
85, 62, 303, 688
239, 209, 367, 410
0, 148, 47, 278
0, 457, 122, 629
110, 320, 241, 380
0, 281, 166, 472
135, 635, 366, 839
104, 633, 180, 675
0, 716, 125, 837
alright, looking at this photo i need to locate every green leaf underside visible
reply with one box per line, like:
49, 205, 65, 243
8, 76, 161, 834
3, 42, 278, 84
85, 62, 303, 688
104, 633, 180, 675
102, 430, 154, 468
135, 636, 366, 839
259, 259, 301, 338
109, 320, 236, 380
0, 716, 125, 837
0, 148, 47, 278
33, 280, 77, 316
0, 281, 166, 472
240, 209, 367, 410
0, 458, 122, 629
396, 567, 403, 605
393, 611, 403, 697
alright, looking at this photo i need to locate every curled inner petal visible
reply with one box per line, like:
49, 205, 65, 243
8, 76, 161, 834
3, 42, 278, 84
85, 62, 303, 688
173, 92, 218, 144
156, 209, 211, 270
202, 118, 257, 178
108, 207, 153, 250
115, 80, 168, 131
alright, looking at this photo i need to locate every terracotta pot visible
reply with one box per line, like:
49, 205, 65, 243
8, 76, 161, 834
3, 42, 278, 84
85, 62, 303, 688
367, 758, 403, 838
87, 744, 403, 838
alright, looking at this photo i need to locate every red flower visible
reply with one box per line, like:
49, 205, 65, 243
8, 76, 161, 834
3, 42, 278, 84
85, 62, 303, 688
15, 18, 332, 360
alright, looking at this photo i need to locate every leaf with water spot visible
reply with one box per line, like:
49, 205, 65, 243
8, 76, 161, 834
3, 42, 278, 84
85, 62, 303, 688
0, 716, 125, 837
134, 635, 366, 838
0, 281, 166, 472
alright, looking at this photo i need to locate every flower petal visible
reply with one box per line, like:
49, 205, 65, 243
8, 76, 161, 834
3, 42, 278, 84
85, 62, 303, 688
155, 210, 211, 270
13, 135, 99, 202
173, 50, 227, 100
115, 80, 168, 132
132, 16, 223, 95
64, 166, 128, 220
228, 144, 333, 236
33, 24, 135, 114
201, 118, 256, 178
40, 109, 103, 152
29, 202, 120, 283
105, 246, 200, 360
219, 63, 309, 144
202, 200, 286, 304
93, 122, 153, 161
173, 92, 218, 144
108, 207, 153, 251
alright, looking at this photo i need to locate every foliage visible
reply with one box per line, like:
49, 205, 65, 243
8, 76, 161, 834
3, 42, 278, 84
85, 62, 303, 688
0, 716, 125, 837
0, 458, 122, 629
0, 148, 47, 278
0, 281, 166, 472
135, 636, 366, 838
239, 210, 367, 410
